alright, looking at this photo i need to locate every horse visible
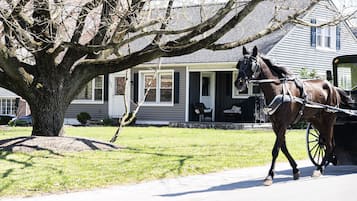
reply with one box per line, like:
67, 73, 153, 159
234, 46, 351, 186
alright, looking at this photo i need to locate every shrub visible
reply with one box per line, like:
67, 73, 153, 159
77, 112, 91, 125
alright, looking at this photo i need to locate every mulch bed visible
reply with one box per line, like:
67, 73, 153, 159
0, 136, 119, 153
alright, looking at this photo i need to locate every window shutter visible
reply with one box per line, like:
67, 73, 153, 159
336, 23, 341, 50
174, 72, 180, 103
133, 73, 138, 103
310, 19, 316, 47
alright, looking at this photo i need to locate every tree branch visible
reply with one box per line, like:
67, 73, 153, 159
70, 0, 102, 43
208, 0, 320, 50
161, 0, 264, 56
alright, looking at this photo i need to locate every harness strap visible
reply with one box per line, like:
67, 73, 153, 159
262, 78, 309, 125
292, 79, 307, 125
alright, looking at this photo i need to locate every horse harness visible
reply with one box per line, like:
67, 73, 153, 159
250, 77, 309, 124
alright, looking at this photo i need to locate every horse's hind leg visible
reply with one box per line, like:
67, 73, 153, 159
312, 118, 335, 177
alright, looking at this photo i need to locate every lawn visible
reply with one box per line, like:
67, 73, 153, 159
0, 126, 307, 197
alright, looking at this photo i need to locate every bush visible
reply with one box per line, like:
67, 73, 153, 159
77, 112, 91, 125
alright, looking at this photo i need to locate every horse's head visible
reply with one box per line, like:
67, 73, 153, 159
234, 46, 260, 92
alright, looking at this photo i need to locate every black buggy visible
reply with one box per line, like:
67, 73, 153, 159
307, 55, 357, 166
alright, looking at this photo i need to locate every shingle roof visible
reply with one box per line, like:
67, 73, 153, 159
143, 0, 312, 64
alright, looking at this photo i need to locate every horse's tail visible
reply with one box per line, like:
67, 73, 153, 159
335, 87, 353, 108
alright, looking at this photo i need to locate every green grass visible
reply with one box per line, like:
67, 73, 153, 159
0, 126, 307, 197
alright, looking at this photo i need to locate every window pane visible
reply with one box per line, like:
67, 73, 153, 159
1, 100, 6, 114
94, 77, 103, 100
202, 77, 210, 96
115, 77, 126, 95
6, 99, 11, 114
76, 82, 93, 100
144, 74, 156, 102
160, 74, 172, 102
325, 27, 331, 47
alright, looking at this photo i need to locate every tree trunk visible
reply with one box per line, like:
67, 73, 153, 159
30, 95, 67, 137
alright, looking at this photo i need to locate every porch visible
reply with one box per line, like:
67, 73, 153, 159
188, 71, 268, 123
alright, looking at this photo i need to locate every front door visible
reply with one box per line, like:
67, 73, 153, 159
108, 71, 129, 118
200, 72, 215, 121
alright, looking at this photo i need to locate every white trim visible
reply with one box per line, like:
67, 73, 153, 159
185, 66, 189, 122
108, 70, 131, 118
199, 72, 216, 121
231, 71, 261, 99
137, 62, 236, 68
138, 69, 174, 106
71, 100, 104, 104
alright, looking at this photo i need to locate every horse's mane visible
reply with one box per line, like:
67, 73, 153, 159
261, 56, 291, 78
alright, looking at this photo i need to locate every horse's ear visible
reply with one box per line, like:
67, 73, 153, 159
252, 46, 258, 57
243, 46, 248, 55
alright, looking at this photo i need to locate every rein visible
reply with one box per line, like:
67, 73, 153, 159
248, 77, 296, 84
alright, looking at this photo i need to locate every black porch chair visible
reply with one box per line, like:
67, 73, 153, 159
194, 103, 212, 122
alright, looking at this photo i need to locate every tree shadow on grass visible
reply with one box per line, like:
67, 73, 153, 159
0, 137, 64, 156
0, 136, 118, 153
0, 136, 118, 195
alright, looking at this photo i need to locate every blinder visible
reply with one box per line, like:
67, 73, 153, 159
238, 55, 261, 80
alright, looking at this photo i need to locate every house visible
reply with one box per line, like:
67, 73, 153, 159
1, 0, 357, 125
126, 0, 357, 125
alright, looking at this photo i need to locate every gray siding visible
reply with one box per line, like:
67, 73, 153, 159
131, 66, 186, 122
65, 102, 108, 120
267, 1, 357, 77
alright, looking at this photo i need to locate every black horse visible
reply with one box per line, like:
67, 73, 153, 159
235, 46, 351, 186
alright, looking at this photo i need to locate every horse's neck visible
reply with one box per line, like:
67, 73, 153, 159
258, 58, 283, 103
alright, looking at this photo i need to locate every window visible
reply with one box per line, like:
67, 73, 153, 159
115, 77, 126, 95
74, 76, 104, 103
0, 98, 16, 115
337, 67, 352, 90
232, 71, 261, 98
311, 18, 340, 50
317, 26, 331, 49
202, 77, 210, 96
139, 70, 173, 105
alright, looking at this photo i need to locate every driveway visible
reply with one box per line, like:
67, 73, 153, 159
2, 160, 357, 201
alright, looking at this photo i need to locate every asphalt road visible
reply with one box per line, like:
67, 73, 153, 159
2, 160, 357, 201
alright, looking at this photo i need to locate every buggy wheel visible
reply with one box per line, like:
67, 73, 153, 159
306, 123, 326, 166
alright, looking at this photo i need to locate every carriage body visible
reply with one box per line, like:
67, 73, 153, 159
332, 55, 357, 165
307, 55, 357, 166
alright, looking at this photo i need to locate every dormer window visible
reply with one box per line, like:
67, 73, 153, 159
310, 18, 341, 51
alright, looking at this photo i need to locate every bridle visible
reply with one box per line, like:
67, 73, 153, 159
238, 55, 261, 80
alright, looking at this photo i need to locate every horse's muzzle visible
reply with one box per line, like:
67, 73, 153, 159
235, 78, 247, 92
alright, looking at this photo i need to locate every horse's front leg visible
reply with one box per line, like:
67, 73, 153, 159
281, 140, 300, 180
264, 131, 284, 186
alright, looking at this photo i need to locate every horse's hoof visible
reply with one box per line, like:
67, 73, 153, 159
293, 171, 300, 180
263, 176, 273, 186
312, 170, 322, 178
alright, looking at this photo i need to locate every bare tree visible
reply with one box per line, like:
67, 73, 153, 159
0, 0, 344, 137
